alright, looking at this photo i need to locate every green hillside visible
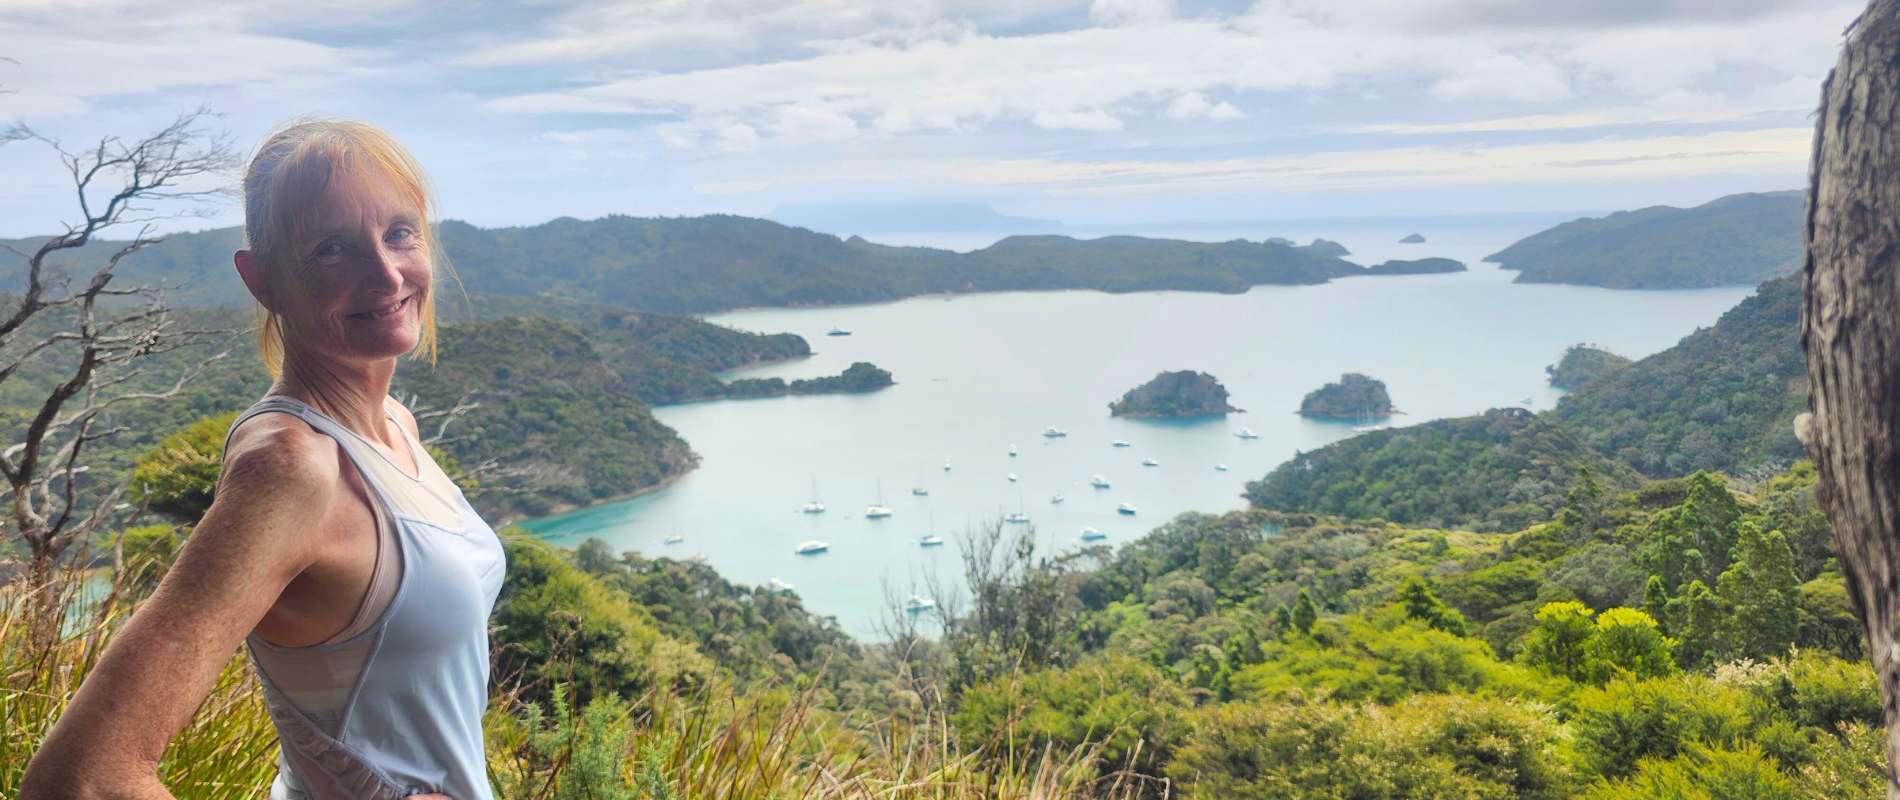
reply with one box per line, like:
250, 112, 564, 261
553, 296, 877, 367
1486, 191, 1802, 288
1553, 274, 1807, 477
2, 215, 1370, 314
1244, 408, 1641, 531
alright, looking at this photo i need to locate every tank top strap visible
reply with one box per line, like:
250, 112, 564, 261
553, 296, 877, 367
226, 396, 404, 518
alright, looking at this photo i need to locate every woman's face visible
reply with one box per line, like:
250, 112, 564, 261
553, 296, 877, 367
277, 169, 431, 366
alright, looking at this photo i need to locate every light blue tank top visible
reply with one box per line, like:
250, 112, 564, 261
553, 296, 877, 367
227, 396, 507, 799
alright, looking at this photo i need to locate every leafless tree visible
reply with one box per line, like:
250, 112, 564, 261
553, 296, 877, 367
0, 107, 238, 620
395, 389, 537, 496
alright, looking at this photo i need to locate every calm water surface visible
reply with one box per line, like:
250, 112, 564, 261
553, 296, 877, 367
524, 216, 1754, 637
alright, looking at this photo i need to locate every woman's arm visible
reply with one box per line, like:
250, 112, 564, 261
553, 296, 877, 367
20, 423, 339, 799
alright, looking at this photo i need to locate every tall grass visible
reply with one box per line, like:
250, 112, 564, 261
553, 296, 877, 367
3, 548, 1151, 799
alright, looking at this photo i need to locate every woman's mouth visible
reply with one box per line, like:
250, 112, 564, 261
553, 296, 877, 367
350, 295, 412, 321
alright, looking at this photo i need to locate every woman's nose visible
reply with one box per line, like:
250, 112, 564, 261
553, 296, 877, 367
361, 241, 405, 292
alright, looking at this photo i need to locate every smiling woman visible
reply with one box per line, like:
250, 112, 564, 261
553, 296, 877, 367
22, 121, 500, 800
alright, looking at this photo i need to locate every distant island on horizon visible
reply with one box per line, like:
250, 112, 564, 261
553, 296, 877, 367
3, 213, 1463, 315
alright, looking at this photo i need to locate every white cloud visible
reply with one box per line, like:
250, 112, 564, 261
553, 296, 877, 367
716, 123, 761, 152
1089, 0, 1174, 27
1033, 109, 1124, 131
772, 104, 860, 141
1165, 91, 1244, 120
1429, 52, 1572, 102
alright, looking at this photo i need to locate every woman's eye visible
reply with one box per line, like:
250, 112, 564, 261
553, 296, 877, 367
311, 240, 345, 264
387, 227, 420, 247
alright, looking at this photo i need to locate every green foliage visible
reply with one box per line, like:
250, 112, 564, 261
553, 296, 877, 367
1553, 274, 1807, 477
1487, 191, 1802, 289
491, 531, 713, 707
1588, 608, 1677, 682
1398, 578, 1467, 635
1572, 676, 1749, 779
1168, 693, 1575, 799
1520, 601, 1599, 683
1291, 590, 1318, 635
1107, 370, 1236, 417
1245, 408, 1639, 531
1297, 372, 1392, 419
953, 655, 1187, 777
1547, 344, 1632, 390
1716, 523, 1802, 662
129, 411, 238, 522
1586, 744, 1798, 800
1639, 471, 1745, 592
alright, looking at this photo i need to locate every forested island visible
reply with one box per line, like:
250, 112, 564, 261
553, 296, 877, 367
1487, 191, 1802, 288
1, 215, 1413, 315
1547, 344, 1632, 390
1298, 373, 1393, 419
1399, 232, 1426, 243
1108, 371, 1239, 417
1363, 257, 1465, 275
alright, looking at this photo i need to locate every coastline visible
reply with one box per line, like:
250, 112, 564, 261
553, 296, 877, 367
493, 457, 696, 530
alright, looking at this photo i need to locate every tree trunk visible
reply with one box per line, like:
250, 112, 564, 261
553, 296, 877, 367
1803, 2, 1900, 793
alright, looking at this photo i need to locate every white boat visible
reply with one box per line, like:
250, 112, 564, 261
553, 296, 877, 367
1089, 475, 1111, 489
1042, 426, 1067, 438
795, 540, 830, 555
1007, 473, 1019, 482
943, 460, 953, 471
826, 327, 851, 337
769, 578, 795, 592
1117, 503, 1138, 515
1111, 439, 1131, 448
1215, 464, 1230, 472
1141, 457, 1159, 467
801, 478, 825, 514
911, 486, 929, 496
1519, 397, 1534, 405
662, 534, 685, 545
1351, 423, 1388, 432
1235, 428, 1260, 439
904, 594, 937, 613
1049, 494, 1065, 504
1005, 512, 1030, 524
920, 534, 945, 547
1008, 443, 1018, 457
866, 480, 894, 518
1080, 527, 1107, 541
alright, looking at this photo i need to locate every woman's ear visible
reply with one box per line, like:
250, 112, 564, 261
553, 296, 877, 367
233, 249, 278, 313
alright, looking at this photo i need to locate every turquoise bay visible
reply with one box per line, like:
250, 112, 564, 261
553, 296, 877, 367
524, 217, 1753, 637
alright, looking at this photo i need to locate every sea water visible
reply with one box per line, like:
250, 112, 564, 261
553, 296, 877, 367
524, 214, 1755, 637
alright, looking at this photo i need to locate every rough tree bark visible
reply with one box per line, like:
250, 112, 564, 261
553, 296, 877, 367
1802, 1, 1900, 793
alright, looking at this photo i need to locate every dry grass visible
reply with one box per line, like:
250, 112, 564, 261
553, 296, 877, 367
3, 552, 1151, 799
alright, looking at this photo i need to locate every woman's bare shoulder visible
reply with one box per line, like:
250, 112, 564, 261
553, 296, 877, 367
220, 410, 344, 498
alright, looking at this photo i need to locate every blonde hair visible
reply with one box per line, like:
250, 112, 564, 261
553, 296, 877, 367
241, 119, 447, 375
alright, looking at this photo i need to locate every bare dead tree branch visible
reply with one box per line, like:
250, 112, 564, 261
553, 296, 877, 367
0, 108, 239, 627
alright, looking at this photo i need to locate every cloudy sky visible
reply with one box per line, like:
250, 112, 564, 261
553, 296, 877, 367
0, 0, 1857, 238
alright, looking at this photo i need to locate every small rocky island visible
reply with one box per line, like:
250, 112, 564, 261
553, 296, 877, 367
1399, 233, 1427, 243
1364, 257, 1465, 275
1546, 345, 1632, 390
1110, 370, 1241, 417
1299, 373, 1393, 419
